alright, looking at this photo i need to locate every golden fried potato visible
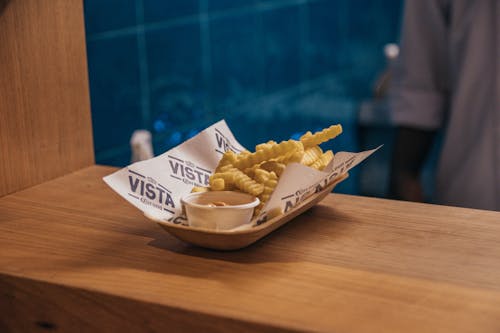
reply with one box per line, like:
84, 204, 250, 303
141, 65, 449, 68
211, 167, 264, 196
260, 161, 286, 177
255, 140, 277, 151
310, 150, 334, 171
301, 146, 323, 166
254, 178, 279, 216
234, 140, 303, 170
274, 149, 304, 164
215, 151, 238, 173
300, 125, 342, 148
209, 178, 226, 191
253, 168, 276, 184
191, 186, 210, 193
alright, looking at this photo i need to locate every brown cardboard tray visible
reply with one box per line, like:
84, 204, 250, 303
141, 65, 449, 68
149, 173, 348, 250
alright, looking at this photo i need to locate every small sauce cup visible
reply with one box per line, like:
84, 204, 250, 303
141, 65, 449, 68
181, 191, 260, 231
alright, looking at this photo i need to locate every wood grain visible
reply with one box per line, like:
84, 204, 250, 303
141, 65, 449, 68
1, 165, 500, 332
0, 0, 94, 197
0, 274, 296, 333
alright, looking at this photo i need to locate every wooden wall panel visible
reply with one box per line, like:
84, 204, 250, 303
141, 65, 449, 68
0, 0, 94, 196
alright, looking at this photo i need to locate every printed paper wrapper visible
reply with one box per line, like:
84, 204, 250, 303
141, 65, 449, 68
103, 120, 379, 228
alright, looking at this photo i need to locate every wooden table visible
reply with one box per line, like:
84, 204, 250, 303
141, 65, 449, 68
1, 165, 500, 332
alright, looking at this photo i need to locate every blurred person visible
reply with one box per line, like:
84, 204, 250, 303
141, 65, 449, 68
389, 0, 499, 211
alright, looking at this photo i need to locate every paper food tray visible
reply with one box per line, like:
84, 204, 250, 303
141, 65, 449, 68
146, 173, 347, 250
103, 120, 378, 250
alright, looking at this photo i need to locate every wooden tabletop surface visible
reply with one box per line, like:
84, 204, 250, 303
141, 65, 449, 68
1, 165, 500, 332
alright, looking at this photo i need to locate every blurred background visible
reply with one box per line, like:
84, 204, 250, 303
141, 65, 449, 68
84, 0, 409, 197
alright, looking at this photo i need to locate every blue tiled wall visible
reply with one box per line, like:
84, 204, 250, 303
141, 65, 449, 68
84, 0, 402, 195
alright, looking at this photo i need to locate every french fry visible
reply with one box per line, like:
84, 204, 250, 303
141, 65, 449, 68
234, 140, 303, 170
191, 186, 210, 193
255, 140, 277, 151
255, 178, 278, 216
253, 168, 276, 184
301, 146, 323, 166
310, 150, 334, 171
274, 150, 304, 164
260, 161, 286, 177
300, 124, 342, 148
209, 178, 226, 191
215, 151, 238, 173
211, 167, 264, 196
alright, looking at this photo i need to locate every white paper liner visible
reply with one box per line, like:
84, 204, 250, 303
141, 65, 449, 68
104, 120, 379, 228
